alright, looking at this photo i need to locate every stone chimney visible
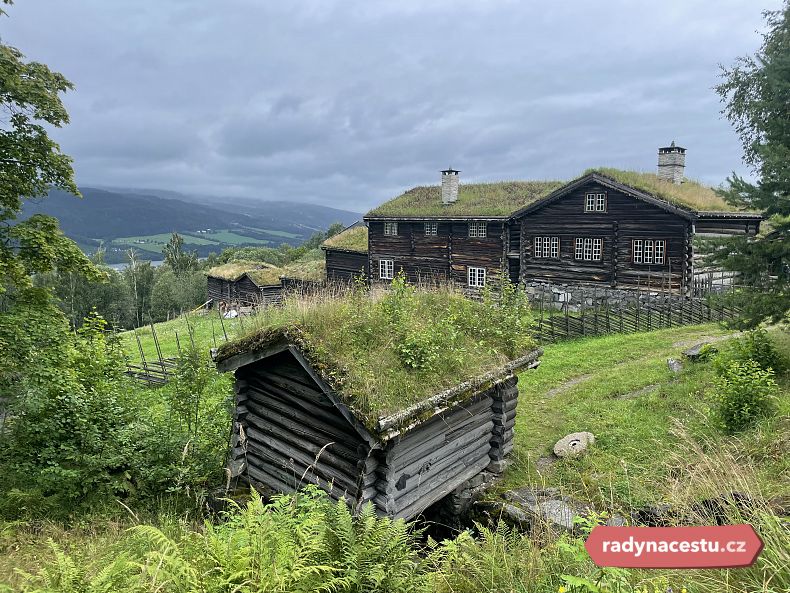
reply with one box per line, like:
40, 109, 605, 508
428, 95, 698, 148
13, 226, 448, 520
657, 141, 686, 184
441, 167, 460, 204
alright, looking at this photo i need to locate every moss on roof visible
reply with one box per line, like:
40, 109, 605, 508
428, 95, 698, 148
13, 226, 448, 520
322, 225, 368, 253
215, 283, 537, 433
367, 181, 564, 217
587, 168, 746, 213
206, 261, 276, 281
280, 259, 326, 282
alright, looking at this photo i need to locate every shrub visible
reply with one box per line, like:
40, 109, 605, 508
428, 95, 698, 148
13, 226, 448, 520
709, 360, 778, 433
715, 329, 788, 376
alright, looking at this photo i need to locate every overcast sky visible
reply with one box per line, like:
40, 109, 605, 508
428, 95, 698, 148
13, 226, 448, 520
3, 0, 780, 212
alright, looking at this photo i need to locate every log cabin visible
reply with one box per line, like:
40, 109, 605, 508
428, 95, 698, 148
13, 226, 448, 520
364, 145, 762, 294
213, 292, 542, 521
206, 262, 284, 307
321, 222, 369, 282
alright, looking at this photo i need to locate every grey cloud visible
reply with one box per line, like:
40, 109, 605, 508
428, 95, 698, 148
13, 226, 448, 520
3, 0, 781, 211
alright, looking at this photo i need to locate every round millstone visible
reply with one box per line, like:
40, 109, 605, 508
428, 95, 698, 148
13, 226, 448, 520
553, 432, 595, 457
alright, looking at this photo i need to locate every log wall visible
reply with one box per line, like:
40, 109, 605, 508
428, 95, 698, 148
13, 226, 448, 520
325, 249, 369, 282
517, 181, 690, 291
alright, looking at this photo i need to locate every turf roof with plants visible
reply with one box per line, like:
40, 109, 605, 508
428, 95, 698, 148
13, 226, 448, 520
216, 278, 537, 431
206, 261, 278, 281
321, 225, 368, 253
366, 181, 564, 217
585, 168, 749, 213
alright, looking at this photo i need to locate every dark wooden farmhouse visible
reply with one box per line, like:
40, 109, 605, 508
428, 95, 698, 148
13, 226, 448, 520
206, 262, 284, 307
215, 330, 541, 520
364, 146, 762, 294
321, 222, 369, 282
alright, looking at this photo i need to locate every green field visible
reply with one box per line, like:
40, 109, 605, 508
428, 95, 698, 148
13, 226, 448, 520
197, 230, 271, 245
239, 226, 301, 239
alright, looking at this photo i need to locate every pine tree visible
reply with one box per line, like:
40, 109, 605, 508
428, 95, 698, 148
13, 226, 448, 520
709, 2, 790, 327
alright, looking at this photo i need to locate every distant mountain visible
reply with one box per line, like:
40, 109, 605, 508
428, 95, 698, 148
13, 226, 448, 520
21, 187, 361, 263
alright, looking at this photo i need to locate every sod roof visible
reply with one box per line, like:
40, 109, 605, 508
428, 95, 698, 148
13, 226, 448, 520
279, 259, 326, 282
215, 287, 538, 436
586, 168, 746, 213
321, 225, 368, 253
206, 261, 277, 282
366, 168, 755, 218
366, 181, 564, 218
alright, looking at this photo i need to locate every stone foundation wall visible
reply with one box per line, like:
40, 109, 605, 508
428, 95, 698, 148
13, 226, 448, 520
522, 281, 682, 313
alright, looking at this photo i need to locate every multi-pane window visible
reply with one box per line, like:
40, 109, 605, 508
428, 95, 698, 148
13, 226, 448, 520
468, 266, 486, 287
379, 259, 394, 279
383, 222, 398, 236
632, 239, 666, 264
534, 236, 559, 258
574, 237, 603, 261
585, 192, 607, 212
468, 221, 487, 238
424, 222, 438, 236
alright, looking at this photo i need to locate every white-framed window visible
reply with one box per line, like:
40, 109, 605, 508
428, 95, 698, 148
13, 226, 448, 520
468, 221, 487, 238
632, 239, 666, 264
585, 192, 607, 212
424, 221, 438, 236
468, 266, 486, 287
534, 236, 559, 258
379, 259, 394, 280
574, 237, 603, 261
383, 222, 398, 236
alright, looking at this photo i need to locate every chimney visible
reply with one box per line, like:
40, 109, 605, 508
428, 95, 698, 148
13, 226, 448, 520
657, 141, 686, 184
441, 167, 460, 204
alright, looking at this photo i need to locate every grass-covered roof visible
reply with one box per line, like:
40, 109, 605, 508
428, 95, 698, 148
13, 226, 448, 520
321, 225, 368, 253
366, 168, 753, 218
280, 259, 326, 282
215, 281, 537, 434
366, 181, 564, 218
587, 168, 746, 213
206, 261, 277, 281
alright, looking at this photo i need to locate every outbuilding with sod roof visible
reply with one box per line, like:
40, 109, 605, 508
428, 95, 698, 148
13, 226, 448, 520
321, 222, 369, 282
206, 261, 284, 307
214, 301, 541, 521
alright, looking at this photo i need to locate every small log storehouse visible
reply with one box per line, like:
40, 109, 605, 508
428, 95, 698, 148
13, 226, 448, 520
206, 262, 284, 307
215, 328, 541, 520
321, 222, 369, 282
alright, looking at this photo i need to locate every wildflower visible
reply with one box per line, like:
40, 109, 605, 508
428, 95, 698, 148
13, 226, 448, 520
558, 587, 567, 593
681, 589, 687, 593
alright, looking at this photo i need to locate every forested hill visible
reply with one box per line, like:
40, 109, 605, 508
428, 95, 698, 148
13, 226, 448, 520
21, 187, 360, 263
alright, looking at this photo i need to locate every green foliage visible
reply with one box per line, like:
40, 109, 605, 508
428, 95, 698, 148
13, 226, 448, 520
709, 2, 790, 326
0, 18, 99, 293
228, 280, 536, 425
162, 233, 199, 276
710, 360, 779, 433
150, 269, 206, 320
15, 488, 430, 593
715, 329, 789, 375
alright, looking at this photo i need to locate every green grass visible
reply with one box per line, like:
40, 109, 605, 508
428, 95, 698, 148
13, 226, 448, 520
367, 180, 563, 217
321, 225, 368, 252
240, 226, 301, 239
588, 168, 747, 212
113, 233, 220, 247
200, 230, 271, 245
502, 324, 789, 509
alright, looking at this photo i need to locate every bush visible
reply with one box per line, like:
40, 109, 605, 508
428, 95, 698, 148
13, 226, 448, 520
715, 329, 788, 376
709, 360, 779, 433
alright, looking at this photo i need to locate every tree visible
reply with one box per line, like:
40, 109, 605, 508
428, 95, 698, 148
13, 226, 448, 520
710, 2, 790, 326
162, 232, 198, 276
0, 1, 101, 294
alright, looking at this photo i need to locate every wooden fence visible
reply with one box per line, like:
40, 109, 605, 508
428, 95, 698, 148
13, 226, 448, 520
530, 286, 738, 344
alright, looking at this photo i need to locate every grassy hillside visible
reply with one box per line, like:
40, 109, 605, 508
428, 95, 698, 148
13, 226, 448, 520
4, 321, 788, 591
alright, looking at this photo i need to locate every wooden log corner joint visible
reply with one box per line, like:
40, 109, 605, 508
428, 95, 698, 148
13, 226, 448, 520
215, 337, 542, 521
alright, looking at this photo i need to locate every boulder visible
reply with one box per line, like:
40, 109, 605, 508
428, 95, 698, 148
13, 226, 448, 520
683, 342, 717, 360
553, 432, 595, 458
667, 358, 683, 373
503, 487, 588, 532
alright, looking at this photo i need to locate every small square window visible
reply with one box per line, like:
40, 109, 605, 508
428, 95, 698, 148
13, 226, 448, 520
379, 259, 394, 279
468, 266, 486, 287
468, 221, 487, 238
384, 222, 398, 236
424, 222, 438, 236
584, 192, 607, 212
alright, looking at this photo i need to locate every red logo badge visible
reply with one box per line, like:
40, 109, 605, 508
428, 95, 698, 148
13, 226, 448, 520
585, 525, 763, 568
